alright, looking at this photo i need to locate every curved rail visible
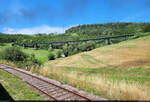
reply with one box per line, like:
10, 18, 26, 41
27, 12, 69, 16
0, 64, 93, 101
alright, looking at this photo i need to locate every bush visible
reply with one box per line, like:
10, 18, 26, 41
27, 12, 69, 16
143, 24, 150, 32
48, 53, 55, 60
14, 53, 42, 69
0, 43, 6, 46
27, 54, 42, 66
71, 48, 79, 55
62, 44, 79, 56
61, 42, 96, 57
0, 47, 28, 62
0, 47, 42, 69
77, 41, 96, 52
131, 32, 150, 39
48, 46, 53, 51
55, 50, 62, 58
85, 41, 96, 51
39, 45, 49, 50
62, 45, 69, 57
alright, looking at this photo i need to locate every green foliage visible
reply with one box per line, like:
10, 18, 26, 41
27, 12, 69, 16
48, 46, 53, 51
0, 47, 28, 62
143, 24, 150, 32
0, 33, 32, 43
1, 22, 150, 59
66, 23, 148, 36
130, 32, 150, 39
78, 41, 96, 52
62, 45, 69, 57
23, 48, 49, 63
0, 43, 7, 46
62, 44, 79, 56
55, 50, 63, 58
27, 54, 42, 66
0, 23, 149, 46
78, 42, 87, 51
39, 45, 49, 50
48, 52, 55, 60
0, 47, 42, 68
61, 41, 96, 57
67, 44, 76, 55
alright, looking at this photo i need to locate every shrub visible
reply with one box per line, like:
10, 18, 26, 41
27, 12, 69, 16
143, 24, 150, 32
48, 46, 53, 51
77, 42, 87, 51
62, 45, 69, 57
62, 44, 79, 56
71, 48, 79, 55
0, 47, 42, 69
77, 41, 96, 51
27, 54, 42, 66
55, 50, 62, 58
14, 53, 42, 69
39, 45, 49, 50
0, 43, 6, 46
85, 41, 96, 51
48, 53, 55, 60
0, 47, 28, 62
131, 32, 150, 39
67, 45, 75, 55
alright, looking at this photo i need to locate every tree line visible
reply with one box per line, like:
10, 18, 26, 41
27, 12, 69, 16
0, 22, 150, 68
1, 22, 150, 44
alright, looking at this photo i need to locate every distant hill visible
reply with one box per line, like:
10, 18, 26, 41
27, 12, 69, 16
66, 22, 149, 36
1, 22, 150, 44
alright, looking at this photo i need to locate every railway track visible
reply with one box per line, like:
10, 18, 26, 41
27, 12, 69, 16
0, 64, 94, 101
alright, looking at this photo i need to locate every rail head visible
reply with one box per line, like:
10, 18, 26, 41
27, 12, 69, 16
0, 64, 93, 101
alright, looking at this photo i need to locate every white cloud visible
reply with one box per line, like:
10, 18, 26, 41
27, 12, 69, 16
2, 25, 72, 34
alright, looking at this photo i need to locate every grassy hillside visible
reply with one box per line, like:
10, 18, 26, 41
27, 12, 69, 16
39, 35, 150, 100
0, 70, 47, 100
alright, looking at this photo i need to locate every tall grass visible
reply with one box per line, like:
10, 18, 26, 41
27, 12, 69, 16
38, 67, 150, 100
0, 60, 16, 67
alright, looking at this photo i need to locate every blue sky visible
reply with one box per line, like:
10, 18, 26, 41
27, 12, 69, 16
0, 0, 150, 34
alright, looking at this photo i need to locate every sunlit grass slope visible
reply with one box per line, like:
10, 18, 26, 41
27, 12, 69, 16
44, 36, 150, 70
39, 35, 150, 100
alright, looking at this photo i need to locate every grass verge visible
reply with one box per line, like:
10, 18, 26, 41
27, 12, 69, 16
39, 67, 150, 100
0, 70, 47, 100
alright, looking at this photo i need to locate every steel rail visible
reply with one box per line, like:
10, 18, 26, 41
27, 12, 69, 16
0, 65, 57, 100
0, 64, 93, 101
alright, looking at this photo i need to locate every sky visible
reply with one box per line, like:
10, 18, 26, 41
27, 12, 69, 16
0, 0, 150, 34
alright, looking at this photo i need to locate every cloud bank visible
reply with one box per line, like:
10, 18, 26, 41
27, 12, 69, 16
2, 25, 71, 34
